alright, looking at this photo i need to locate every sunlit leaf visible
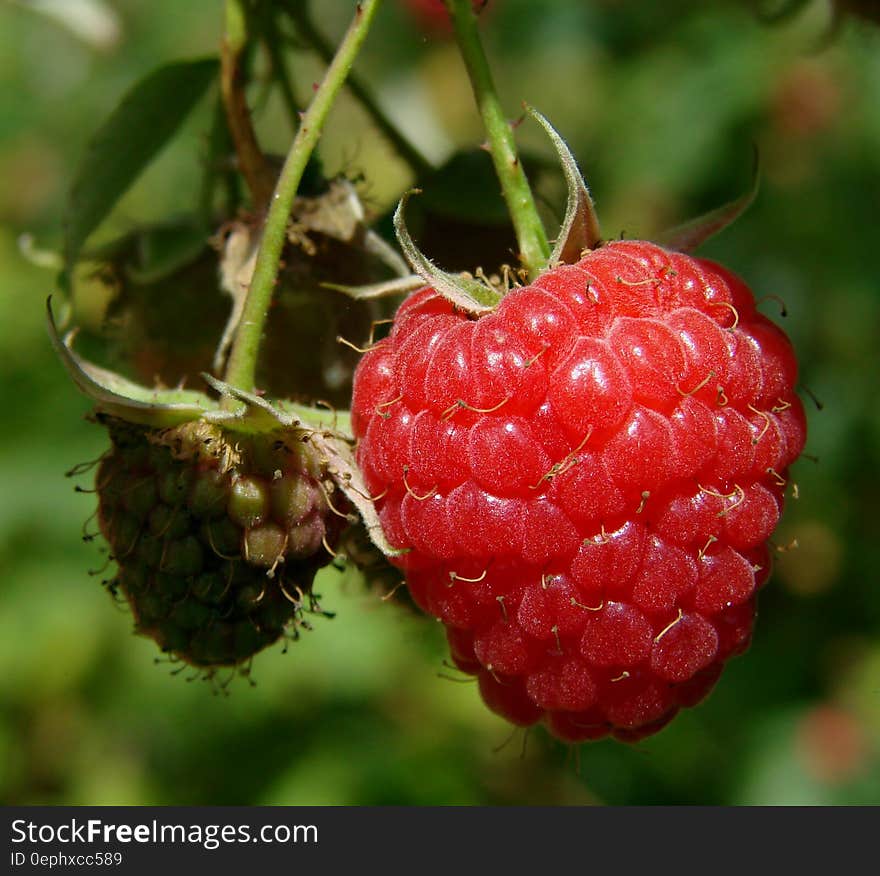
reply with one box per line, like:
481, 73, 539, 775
63, 57, 219, 285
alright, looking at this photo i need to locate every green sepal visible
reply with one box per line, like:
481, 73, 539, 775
393, 191, 501, 315
528, 108, 602, 266
200, 374, 348, 435
47, 297, 215, 426
309, 427, 405, 559
321, 275, 426, 301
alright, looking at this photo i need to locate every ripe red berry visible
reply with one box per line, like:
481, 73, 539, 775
352, 240, 805, 742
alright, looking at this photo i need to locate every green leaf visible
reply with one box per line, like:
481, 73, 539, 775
63, 57, 219, 285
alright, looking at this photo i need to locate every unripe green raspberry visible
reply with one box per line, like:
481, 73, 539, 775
95, 417, 349, 669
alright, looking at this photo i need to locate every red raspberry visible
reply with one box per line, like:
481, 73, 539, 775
352, 241, 805, 742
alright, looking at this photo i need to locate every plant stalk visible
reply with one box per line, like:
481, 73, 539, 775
444, 0, 550, 279
222, 0, 383, 401
221, 0, 276, 209
288, 0, 433, 178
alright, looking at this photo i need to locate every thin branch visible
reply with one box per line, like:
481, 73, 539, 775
221, 0, 276, 209
286, 0, 434, 178
222, 0, 384, 399
444, 0, 550, 279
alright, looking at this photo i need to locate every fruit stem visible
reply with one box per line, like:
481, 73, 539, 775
222, 0, 383, 404
444, 0, 550, 280
286, 0, 434, 178
221, 0, 276, 209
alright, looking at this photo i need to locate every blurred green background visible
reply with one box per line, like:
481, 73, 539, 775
1, 0, 879, 805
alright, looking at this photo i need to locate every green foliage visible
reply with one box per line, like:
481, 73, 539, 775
63, 57, 218, 284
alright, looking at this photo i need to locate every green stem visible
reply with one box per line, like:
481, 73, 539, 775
444, 0, 550, 279
222, 0, 383, 401
224, 0, 247, 60
289, 403, 352, 436
287, 0, 433, 178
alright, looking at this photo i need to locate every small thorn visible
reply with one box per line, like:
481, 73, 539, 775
772, 538, 799, 553
317, 481, 357, 521
698, 535, 718, 560
766, 468, 787, 488
344, 482, 388, 502
380, 579, 406, 602
375, 393, 403, 420
757, 293, 788, 317
367, 318, 395, 347
523, 345, 548, 369
771, 398, 792, 413
530, 429, 592, 490
699, 483, 745, 517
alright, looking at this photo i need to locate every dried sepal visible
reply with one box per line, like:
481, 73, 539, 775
360, 229, 412, 279
214, 221, 261, 373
